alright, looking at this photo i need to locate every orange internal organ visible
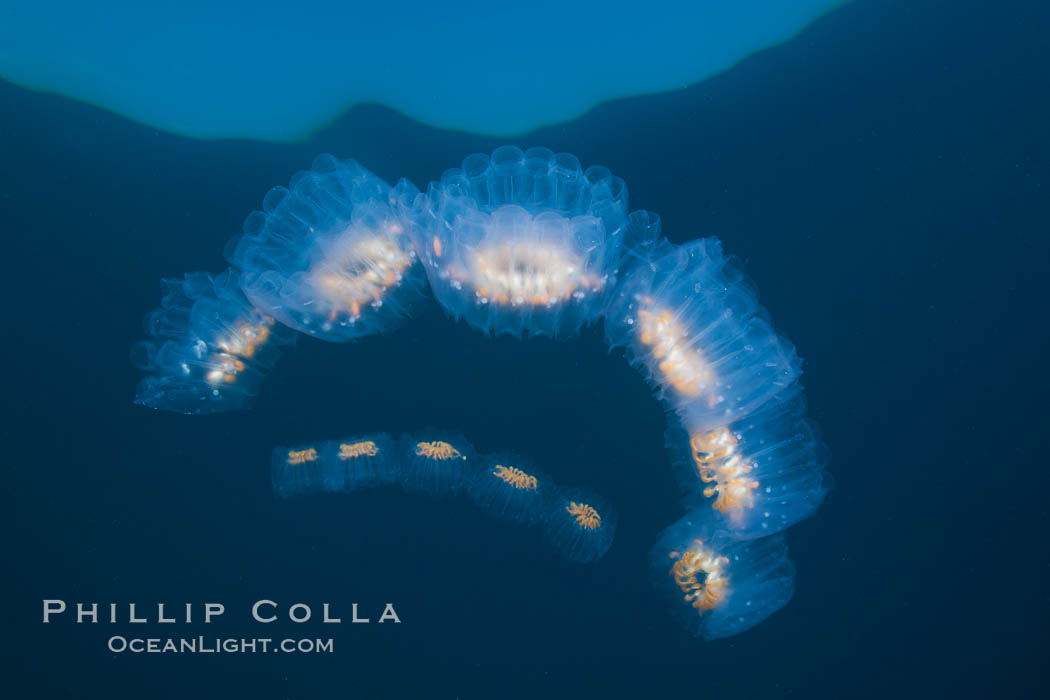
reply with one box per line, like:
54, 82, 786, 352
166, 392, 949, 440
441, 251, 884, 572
689, 427, 759, 515
493, 465, 537, 490
415, 441, 464, 461
566, 501, 601, 530
339, 441, 378, 459
206, 318, 274, 386
216, 321, 272, 359
311, 230, 414, 321
470, 241, 594, 307
636, 307, 713, 398
670, 539, 730, 613
287, 447, 319, 465
205, 353, 246, 386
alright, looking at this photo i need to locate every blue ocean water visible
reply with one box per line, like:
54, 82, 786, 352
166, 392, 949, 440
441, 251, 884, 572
4, 0, 1048, 697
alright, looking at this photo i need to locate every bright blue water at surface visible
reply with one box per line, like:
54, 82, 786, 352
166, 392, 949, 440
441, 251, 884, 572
0, 0, 843, 139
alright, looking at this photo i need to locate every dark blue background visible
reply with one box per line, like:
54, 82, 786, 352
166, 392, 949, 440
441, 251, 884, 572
4, 0, 1047, 697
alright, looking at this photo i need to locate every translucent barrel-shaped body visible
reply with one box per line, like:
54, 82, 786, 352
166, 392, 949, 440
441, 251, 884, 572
401, 145, 631, 338
666, 388, 829, 539
606, 238, 801, 431
132, 269, 293, 414
228, 154, 426, 342
649, 514, 795, 640
543, 487, 618, 564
